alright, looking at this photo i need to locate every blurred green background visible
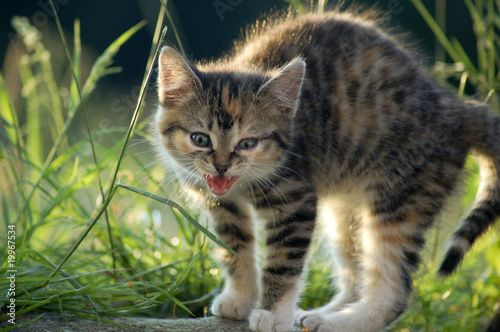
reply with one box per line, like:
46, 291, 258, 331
0, 0, 477, 95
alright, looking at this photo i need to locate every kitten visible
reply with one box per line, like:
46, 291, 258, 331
153, 10, 500, 332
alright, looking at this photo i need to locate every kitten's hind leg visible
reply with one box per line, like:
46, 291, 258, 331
209, 200, 260, 320
301, 207, 430, 332
315, 198, 361, 313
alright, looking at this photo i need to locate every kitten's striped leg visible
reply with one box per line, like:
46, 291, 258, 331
209, 200, 260, 320
250, 191, 317, 332
301, 209, 428, 332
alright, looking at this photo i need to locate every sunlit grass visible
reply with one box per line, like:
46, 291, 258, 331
1, 1, 499, 331
0, 2, 222, 328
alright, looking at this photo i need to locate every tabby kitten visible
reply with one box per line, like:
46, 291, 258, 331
153, 10, 500, 332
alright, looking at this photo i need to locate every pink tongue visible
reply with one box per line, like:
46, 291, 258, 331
205, 175, 239, 196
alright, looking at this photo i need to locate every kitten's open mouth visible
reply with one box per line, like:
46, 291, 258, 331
204, 175, 239, 196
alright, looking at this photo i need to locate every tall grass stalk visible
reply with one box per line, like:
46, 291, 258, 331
0, 2, 226, 327
158, 0, 186, 56
47, 0, 117, 279
286, 0, 329, 13
411, 0, 500, 104
44, 20, 168, 285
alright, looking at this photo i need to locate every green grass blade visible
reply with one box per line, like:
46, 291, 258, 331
44, 140, 87, 177
82, 20, 147, 98
487, 0, 496, 86
45, 24, 167, 285
11, 16, 66, 146
145, 2, 167, 79
450, 37, 481, 84
1, 191, 9, 228
104, 26, 167, 195
127, 257, 193, 281
458, 71, 469, 97
48, 0, 112, 194
46, 184, 119, 281
12, 295, 59, 317
157, 0, 186, 56
164, 291, 194, 317
26, 249, 99, 315
70, 19, 82, 109
410, 0, 479, 78
47, 1, 115, 274
17, 62, 43, 169
117, 184, 236, 255
0, 71, 19, 148
0, 311, 47, 331
285, 0, 307, 13
147, 283, 194, 316
167, 238, 208, 315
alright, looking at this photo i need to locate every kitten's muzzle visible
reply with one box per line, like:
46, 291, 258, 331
215, 163, 230, 176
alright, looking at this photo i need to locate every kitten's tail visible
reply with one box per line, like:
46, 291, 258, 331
439, 99, 500, 276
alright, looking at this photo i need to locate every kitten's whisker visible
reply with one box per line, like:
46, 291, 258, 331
245, 167, 291, 212
254, 173, 291, 214
127, 139, 153, 149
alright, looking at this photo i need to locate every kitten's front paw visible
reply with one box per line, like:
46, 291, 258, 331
300, 304, 386, 332
300, 312, 331, 332
211, 291, 255, 320
249, 309, 294, 332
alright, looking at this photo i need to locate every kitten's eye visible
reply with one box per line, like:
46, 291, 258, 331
237, 138, 258, 150
191, 133, 211, 147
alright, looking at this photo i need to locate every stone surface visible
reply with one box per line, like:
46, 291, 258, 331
7, 311, 304, 331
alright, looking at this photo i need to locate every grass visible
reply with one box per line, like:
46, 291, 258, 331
0, 2, 221, 327
411, 0, 500, 102
1, 1, 500, 331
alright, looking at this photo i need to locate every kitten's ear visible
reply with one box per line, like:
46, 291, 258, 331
256, 59, 305, 118
158, 46, 202, 108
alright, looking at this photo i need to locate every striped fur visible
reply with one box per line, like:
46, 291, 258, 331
153, 10, 500, 332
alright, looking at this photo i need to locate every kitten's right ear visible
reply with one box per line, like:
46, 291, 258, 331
158, 46, 202, 108
256, 59, 305, 119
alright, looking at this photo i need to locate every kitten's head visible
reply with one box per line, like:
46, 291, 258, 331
154, 46, 305, 196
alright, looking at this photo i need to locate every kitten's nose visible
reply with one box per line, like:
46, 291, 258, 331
214, 164, 230, 176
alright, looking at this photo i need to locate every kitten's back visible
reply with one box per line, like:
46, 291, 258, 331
229, 11, 499, 274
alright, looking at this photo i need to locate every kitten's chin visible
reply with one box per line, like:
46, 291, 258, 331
204, 174, 239, 196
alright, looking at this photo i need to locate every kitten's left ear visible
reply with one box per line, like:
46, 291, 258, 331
158, 46, 202, 108
256, 58, 306, 119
